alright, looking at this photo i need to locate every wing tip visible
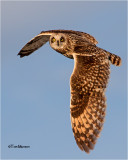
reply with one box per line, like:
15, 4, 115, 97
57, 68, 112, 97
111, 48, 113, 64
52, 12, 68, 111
17, 52, 26, 58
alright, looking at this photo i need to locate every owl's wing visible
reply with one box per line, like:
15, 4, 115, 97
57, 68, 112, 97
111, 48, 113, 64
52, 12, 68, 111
18, 30, 98, 58
70, 53, 110, 153
18, 31, 53, 58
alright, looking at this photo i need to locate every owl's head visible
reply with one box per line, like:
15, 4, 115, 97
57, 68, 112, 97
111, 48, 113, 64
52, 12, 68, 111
49, 33, 69, 51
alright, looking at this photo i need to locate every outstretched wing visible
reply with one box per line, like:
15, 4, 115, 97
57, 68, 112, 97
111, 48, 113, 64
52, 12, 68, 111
70, 53, 110, 153
18, 29, 98, 58
18, 32, 52, 58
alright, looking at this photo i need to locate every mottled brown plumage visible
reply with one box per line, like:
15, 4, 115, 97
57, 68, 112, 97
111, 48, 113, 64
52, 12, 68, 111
18, 29, 121, 153
70, 52, 110, 153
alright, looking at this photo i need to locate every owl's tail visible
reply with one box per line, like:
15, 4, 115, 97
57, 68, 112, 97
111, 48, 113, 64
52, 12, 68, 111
105, 51, 122, 66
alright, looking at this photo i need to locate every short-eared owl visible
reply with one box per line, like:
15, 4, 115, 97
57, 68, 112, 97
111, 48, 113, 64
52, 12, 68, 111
18, 30, 121, 153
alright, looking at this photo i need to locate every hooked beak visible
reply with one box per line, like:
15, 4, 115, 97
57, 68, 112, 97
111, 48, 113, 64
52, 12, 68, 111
57, 40, 59, 46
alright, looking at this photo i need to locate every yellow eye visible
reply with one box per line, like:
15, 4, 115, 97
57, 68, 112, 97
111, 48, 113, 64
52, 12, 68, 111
51, 37, 56, 43
60, 37, 65, 42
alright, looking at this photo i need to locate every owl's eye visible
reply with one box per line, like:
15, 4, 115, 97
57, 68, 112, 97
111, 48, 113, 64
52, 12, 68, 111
51, 37, 56, 43
60, 37, 65, 42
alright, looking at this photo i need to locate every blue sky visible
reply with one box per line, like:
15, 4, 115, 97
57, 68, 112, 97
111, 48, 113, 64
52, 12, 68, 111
1, 1, 127, 159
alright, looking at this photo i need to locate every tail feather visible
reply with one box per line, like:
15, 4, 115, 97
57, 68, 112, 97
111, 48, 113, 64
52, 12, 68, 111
109, 53, 121, 66
104, 50, 122, 66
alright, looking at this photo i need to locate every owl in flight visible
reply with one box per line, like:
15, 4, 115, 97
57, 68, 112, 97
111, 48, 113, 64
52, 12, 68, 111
18, 30, 121, 153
